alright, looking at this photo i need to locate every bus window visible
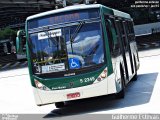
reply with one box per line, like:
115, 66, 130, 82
65, 22, 105, 67
110, 17, 118, 35
109, 18, 121, 56
105, 19, 114, 54
105, 17, 120, 57
130, 21, 135, 34
119, 21, 125, 35
116, 20, 128, 50
123, 21, 130, 50
127, 21, 135, 42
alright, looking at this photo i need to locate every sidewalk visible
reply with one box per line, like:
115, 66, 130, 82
138, 48, 160, 58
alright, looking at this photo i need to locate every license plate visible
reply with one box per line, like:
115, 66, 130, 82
67, 92, 80, 99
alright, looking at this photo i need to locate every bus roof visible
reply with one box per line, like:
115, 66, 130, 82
113, 9, 131, 19
27, 4, 131, 21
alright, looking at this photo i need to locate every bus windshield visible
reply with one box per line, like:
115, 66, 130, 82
29, 21, 105, 74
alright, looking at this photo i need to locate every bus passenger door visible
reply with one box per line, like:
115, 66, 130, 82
123, 21, 134, 75
115, 20, 133, 81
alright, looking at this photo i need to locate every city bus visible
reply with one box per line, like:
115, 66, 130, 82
24, 3, 140, 108
16, 30, 27, 60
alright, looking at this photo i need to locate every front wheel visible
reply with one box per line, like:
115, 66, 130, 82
55, 102, 65, 108
132, 56, 138, 81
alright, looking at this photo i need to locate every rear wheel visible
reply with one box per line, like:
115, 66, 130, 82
115, 66, 125, 99
132, 56, 137, 81
55, 102, 65, 108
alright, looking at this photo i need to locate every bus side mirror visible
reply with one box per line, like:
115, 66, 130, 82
16, 30, 26, 54
16, 35, 21, 54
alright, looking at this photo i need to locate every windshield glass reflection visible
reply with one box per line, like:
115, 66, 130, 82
29, 22, 105, 74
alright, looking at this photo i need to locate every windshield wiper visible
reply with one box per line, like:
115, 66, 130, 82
70, 21, 85, 53
70, 21, 85, 42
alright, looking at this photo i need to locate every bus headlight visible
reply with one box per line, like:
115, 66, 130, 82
101, 73, 106, 78
34, 79, 50, 91
37, 82, 43, 88
101, 69, 107, 78
94, 68, 107, 84
35, 80, 43, 89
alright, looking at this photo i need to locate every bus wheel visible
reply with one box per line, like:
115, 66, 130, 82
115, 66, 125, 99
132, 56, 137, 81
55, 102, 65, 108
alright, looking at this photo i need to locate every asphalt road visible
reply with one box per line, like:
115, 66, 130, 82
0, 49, 160, 117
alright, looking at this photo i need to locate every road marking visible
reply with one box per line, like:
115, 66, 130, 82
1, 63, 12, 69
20, 61, 28, 67
10, 62, 21, 68
0, 61, 28, 71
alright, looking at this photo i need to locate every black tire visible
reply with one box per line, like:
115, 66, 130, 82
132, 72, 137, 81
115, 66, 125, 99
55, 102, 65, 108
132, 56, 137, 81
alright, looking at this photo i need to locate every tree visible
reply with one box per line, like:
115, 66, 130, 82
0, 27, 16, 40
0, 30, 5, 39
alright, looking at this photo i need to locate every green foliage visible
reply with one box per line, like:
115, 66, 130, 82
0, 27, 16, 40
0, 30, 4, 39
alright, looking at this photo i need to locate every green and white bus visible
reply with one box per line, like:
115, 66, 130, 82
16, 30, 27, 60
24, 3, 140, 107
